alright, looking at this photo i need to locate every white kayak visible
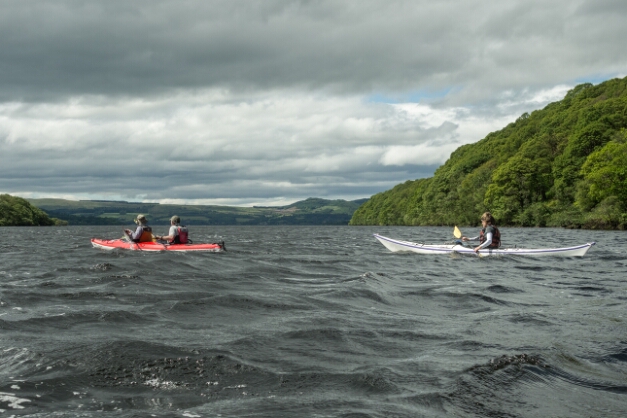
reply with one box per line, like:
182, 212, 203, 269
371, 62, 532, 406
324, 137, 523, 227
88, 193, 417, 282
373, 234, 595, 257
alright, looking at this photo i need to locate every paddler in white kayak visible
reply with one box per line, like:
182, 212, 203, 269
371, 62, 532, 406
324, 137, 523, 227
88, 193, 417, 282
461, 212, 501, 253
155, 215, 190, 245
124, 214, 155, 243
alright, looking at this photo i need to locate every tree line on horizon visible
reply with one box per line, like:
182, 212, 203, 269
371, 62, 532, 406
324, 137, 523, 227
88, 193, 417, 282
350, 76, 627, 229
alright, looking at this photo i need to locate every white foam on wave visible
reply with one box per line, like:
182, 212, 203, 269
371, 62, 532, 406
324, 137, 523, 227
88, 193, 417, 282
0, 392, 31, 409
224, 384, 247, 389
143, 378, 179, 389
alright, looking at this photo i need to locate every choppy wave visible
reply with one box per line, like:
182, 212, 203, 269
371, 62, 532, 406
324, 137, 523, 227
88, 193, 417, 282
1, 226, 626, 417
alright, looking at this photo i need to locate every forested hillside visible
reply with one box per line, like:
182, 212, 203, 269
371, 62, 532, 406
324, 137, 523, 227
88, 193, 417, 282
0, 194, 65, 226
350, 77, 627, 229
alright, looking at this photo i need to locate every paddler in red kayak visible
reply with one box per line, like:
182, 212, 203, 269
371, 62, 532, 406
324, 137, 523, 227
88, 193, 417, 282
124, 214, 154, 243
155, 215, 190, 245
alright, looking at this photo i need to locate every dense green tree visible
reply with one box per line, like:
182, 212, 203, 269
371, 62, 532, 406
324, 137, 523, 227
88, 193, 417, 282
350, 76, 627, 229
575, 130, 627, 230
0, 194, 61, 226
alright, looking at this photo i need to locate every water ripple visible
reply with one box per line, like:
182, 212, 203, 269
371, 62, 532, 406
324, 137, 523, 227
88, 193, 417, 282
1, 225, 625, 417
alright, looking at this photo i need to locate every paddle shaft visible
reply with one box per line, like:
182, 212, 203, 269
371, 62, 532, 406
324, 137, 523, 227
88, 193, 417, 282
123, 230, 142, 251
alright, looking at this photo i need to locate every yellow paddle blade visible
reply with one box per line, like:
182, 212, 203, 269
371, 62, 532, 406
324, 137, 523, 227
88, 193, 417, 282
453, 225, 462, 239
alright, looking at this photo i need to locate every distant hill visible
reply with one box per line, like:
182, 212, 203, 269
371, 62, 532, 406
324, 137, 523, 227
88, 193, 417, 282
1, 194, 66, 226
27, 197, 368, 226
350, 76, 627, 229
256, 197, 369, 212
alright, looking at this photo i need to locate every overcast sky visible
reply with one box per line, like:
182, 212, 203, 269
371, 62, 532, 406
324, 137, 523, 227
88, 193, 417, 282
1, 0, 626, 206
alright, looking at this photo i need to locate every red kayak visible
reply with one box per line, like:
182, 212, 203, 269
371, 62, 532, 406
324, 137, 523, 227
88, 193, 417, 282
91, 238, 225, 252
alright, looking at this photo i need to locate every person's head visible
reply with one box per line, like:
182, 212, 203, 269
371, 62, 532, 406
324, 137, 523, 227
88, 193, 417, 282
134, 214, 148, 225
170, 215, 181, 225
480, 212, 495, 225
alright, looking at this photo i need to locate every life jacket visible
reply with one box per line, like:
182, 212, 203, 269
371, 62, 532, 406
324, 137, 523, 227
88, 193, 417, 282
134, 226, 154, 243
480, 225, 501, 248
171, 225, 189, 244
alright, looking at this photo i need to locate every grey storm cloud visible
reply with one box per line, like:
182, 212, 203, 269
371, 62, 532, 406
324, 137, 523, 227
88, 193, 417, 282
1, 0, 626, 204
2, 0, 625, 100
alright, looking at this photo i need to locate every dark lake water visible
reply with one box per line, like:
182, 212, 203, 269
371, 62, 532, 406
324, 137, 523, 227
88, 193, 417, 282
1, 225, 626, 417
